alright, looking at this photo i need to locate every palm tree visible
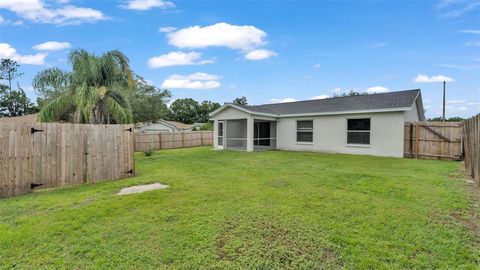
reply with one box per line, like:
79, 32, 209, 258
35, 49, 133, 124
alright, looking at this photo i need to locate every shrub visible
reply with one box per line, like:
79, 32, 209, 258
199, 121, 213, 131
144, 147, 154, 156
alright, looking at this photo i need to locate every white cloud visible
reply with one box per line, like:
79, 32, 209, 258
309, 95, 329, 100
33, 41, 71, 51
159, 26, 177, 33
167, 22, 267, 51
437, 0, 480, 18
161, 72, 220, 89
438, 63, 480, 70
244, 49, 277, 60
458, 29, 480, 34
0, 15, 4, 24
314, 64, 321, 69
269, 98, 296, 103
465, 40, 480, 46
456, 106, 468, 111
0, 0, 107, 25
0, 43, 47, 65
121, 0, 174, 10
331, 87, 344, 95
147, 51, 214, 68
413, 74, 455, 83
366, 86, 390, 93
447, 99, 465, 104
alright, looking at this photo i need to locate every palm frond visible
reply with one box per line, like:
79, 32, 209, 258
105, 95, 133, 124
38, 92, 73, 122
74, 84, 99, 123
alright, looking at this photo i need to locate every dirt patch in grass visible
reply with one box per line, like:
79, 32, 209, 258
268, 179, 290, 188
116, 183, 169, 195
215, 214, 342, 269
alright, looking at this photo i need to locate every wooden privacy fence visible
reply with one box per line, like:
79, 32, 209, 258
0, 123, 135, 198
135, 131, 213, 151
463, 114, 480, 186
404, 121, 463, 160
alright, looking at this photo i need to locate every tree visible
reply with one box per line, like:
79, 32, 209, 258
0, 84, 38, 117
0, 59, 37, 117
35, 49, 134, 124
33, 67, 71, 109
428, 116, 464, 122
168, 98, 200, 124
232, 96, 248, 105
127, 75, 171, 123
332, 90, 368, 98
197, 100, 221, 123
0, 59, 23, 93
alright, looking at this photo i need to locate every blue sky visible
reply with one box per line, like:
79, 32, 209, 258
1, 0, 479, 118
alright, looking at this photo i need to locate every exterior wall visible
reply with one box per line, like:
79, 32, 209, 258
404, 102, 420, 122
276, 112, 406, 157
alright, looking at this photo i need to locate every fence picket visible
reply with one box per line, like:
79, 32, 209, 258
404, 122, 463, 160
134, 131, 213, 152
0, 123, 135, 198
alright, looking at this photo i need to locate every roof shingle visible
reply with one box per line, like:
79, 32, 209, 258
236, 89, 420, 115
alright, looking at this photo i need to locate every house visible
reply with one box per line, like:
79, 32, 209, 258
135, 119, 204, 133
209, 89, 424, 157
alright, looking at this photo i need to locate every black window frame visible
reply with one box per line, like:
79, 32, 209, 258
296, 120, 313, 143
346, 118, 371, 145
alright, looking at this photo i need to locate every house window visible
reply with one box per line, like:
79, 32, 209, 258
347, 118, 370, 145
296, 120, 313, 143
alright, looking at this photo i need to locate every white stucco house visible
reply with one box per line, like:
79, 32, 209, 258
209, 89, 425, 157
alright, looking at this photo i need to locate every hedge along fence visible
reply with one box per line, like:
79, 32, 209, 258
135, 131, 213, 151
463, 114, 480, 186
0, 122, 135, 198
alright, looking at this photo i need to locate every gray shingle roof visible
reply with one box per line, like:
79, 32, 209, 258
235, 89, 420, 115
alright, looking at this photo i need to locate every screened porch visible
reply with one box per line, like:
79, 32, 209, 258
217, 119, 276, 151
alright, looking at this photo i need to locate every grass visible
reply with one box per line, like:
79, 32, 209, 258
0, 147, 479, 269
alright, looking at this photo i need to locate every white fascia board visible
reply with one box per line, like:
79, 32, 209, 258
277, 107, 412, 118
209, 103, 277, 118
210, 103, 413, 119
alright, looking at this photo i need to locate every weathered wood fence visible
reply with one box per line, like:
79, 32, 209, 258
0, 123, 135, 198
404, 122, 463, 160
135, 131, 213, 151
463, 114, 480, 186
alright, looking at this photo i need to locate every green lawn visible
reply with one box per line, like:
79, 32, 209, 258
0, 147, 479, 269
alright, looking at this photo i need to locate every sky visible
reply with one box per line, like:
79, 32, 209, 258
0, 0, 479, 119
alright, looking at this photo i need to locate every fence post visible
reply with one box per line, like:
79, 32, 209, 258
415, 122, 420, 159
409, 123, 413, 158
158, 133, 162, 150
200, 131, 203, 146
181, 131, 184, 148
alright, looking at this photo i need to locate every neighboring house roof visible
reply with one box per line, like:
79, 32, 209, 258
161, 120, 196, 130
211, 89, 424, 119
135, 120, 200, 131
0, 113, 39, 124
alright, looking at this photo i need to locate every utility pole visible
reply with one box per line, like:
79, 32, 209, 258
442, 81, 446, 122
